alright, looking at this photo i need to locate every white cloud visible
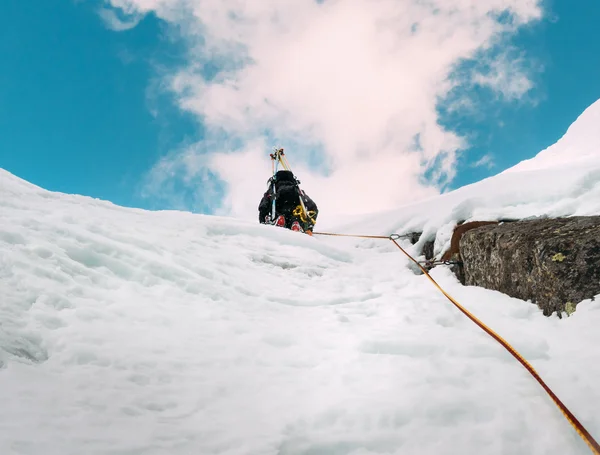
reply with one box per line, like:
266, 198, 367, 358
471, 154, 495, 169
472, 49, 541, 101
107, 0, 543, 223
98, 7, 143, 31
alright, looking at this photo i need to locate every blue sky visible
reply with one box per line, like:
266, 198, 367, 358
0, 0, 197, 209
445, 0, 600, 186
1, 0, 600, 214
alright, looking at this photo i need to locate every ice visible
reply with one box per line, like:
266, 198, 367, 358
1, 100, 600, 454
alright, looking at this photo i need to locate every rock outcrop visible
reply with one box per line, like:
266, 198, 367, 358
439, 221, 501, 283
459, 216, 600, 316
441, 221, 501, 262
406, 232, 435, 261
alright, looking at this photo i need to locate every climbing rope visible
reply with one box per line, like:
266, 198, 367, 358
312, 230, 600, 455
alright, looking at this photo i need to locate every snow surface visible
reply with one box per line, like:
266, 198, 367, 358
1, 100, 600, 454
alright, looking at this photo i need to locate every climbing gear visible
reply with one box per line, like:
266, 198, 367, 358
269, 147, 317, 228
292, 205, 303, 219
274, 215, 286, 227
419, 259, 462, 270
293, 204, 317, 225
311, 230, 600, 455
291, 221, 303, 233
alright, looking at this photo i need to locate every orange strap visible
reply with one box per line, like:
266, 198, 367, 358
312, 231, 600, 454
312, 231, 391, 240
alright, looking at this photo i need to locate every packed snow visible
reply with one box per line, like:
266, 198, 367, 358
1, 100, 600, 455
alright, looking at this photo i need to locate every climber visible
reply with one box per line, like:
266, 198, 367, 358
258, 169, 318, 234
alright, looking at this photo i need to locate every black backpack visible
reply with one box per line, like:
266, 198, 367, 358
271, 170, 301, 213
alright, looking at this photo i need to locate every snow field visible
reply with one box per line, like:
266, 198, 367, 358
1, 168, 599, 455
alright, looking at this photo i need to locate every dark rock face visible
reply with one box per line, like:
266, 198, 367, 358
405, 232, 422, 245
422, 239, 435, 261
441, 221, 500, 262
460, 216, 600, 316
404, 232, 434, 260
441, 221, 501, 283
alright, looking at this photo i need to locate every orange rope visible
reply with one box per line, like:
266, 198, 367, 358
312, 231, 390, 240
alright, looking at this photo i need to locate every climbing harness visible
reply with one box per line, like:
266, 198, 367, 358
268, 147, 317, 228
311, 230, 600, 455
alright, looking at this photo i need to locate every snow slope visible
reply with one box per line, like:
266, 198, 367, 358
1, 100, 600, 455
1, 168, 600, 455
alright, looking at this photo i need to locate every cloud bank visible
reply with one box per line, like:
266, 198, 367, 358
106, 0, 543, 222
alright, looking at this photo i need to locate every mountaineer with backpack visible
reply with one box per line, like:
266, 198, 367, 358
258, 149, 318, 234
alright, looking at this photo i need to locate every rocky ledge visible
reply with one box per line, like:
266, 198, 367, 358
451, 216, 600, 316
